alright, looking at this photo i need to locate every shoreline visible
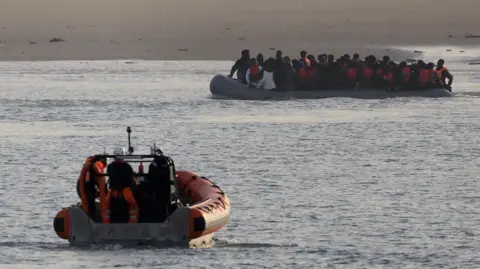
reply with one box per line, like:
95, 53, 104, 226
1, 0, 479, 62
0, 43, 477, 62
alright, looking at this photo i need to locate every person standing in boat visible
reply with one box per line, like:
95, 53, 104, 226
435, 59, 453, 91
77, 155, 107, 221
228, 49, 250, 83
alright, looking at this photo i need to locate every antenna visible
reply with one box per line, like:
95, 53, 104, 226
126, 126, 134, 155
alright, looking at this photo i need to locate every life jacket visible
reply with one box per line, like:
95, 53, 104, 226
419, 69, 429, 86
363, 67, 373, 82
103, 188, 139, 223
435, 67, 447, 83
302, 57, 311, 68
298, 67, 308, 85
346, 68, 357, 81
376, 69, 393, 83
401, 66, 411, 84
78, 157, 106, 219
249, 65, 261, 82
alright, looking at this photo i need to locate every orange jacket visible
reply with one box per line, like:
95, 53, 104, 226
419, 69, 429, 86
78, 157, 106, 217
346, 68, 357, 81
249, 65, 261, 82
363, 67, 373, 82
302, 57, 311, 68
401, 67, 411, 84
298, 67, 308, 85
103, 188, 139, 223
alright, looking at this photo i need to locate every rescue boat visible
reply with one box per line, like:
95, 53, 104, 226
53, 127, 230, 248
209, 74, 455, 100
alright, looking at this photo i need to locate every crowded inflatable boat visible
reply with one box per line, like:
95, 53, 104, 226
53, 127, 230, 247
209, 49, 455, 100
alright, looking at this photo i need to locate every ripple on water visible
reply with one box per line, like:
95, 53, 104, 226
0, 59, 479, 269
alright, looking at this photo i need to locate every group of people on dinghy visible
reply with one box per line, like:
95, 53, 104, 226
228, 49, 454, 92
77, 146, 175, 224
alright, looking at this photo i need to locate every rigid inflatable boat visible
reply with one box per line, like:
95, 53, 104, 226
209, 74, 455, 100
53, 127, 230, 248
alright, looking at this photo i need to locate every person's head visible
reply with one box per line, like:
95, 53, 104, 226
417, 60, 426, 68
399, 61, 407, 68
300, 50, 307, 58
241, 49, 250, 59
427, 62, 435, 69
276, 50, 283, 59
307, 54, 315, 62
318, 54, 327, 62
283, 56, 291, 64
382, 55, 390, 63
265, 57, 276, 71
353, 53, 359, 61
107, 159, 134, 189
256, 53, 264, 64
327, 54, 334, 62
437, 59, 444, 68
343, 54, 350, 61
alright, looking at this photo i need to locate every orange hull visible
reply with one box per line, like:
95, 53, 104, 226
176, 170, 230, 240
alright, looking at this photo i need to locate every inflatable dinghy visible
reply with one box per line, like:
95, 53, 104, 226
209, 74, 454, 100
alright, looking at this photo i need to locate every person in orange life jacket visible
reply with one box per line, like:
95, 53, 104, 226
103, 159, 139, 224
292, 60, 308, 90
77, 155, 107, 220
345, 60, 361, 89
435, 59, 453, 91
396, 61, 412, 90
300, 50, 311, 68
357, 56, 373, 88
375, 59, 394, 90
257, 58, 277, 91
228, 49, 250, 83
245, 58, 263, 87
425, 62, 436, 88
305, 55, 317, 90
415, 60, 430, 89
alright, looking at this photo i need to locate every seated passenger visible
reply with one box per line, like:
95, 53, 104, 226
77, 155, 107, 221
397, 61, 411, 90
293, 60, 307, 90
257, 58, 276, 91
306, 55, 317, 90
245, 58, 263, 87
103, 160, 138, 224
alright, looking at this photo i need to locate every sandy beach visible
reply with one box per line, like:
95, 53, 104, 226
0, 0, 479, 61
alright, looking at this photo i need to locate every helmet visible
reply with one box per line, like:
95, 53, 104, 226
112, 146, 126, 155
